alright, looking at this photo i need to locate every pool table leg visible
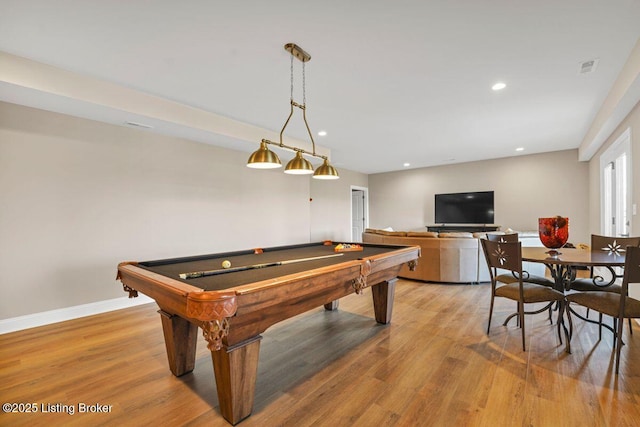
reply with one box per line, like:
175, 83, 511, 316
158, 309, 198, 376
324, 300, 339, 311
211, 336, 262, 425
371, 278, 397, 324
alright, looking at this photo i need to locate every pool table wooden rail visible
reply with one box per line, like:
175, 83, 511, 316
117, 261, 238, 320
117, 245, 418, 348
116, 243, 419, 425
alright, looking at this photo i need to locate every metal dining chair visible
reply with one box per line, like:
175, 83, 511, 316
481, 238, 568, 351
570, 234, 640, 336
486, 233, 555, 325
571, 235, 640, 292
486, 233, 554, 287
566, 245, 640, 374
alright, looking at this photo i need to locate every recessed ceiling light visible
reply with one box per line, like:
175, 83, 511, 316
403, 163, 410, 167
515, 147, 524, 152
317, 130, 327, 136
492, 82, 506, 91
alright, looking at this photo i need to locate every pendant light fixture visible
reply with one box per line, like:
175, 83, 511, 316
246, 140, 281, 169
284, 151, 314, 174
313, 158, 339, 179
247, 43, 339, 180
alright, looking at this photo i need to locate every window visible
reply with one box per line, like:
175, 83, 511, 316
600, 128, 632, 236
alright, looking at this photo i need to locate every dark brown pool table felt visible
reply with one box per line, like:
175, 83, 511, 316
139, 243, 392, 291
116, 241, 419, 425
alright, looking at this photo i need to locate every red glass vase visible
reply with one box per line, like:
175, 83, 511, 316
538, 216, 569, 255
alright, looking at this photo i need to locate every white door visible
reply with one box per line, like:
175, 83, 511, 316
351, 189, 366, 241
600, 129, 632, 237
599, 129, 633, 285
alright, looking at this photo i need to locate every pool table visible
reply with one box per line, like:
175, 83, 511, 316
117, 241, 419, 425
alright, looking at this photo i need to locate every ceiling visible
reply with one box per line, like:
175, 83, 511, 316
1, 1, 640, 174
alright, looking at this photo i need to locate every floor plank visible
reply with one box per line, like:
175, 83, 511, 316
1, 280, 638, 426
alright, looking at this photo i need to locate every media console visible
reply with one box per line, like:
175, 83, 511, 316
426, 224, 501, 233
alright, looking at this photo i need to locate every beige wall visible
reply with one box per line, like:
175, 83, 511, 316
3, 98, 636, 321
310, 170, 368, 242
0, 102, 366, 319
368, 149, 590, 245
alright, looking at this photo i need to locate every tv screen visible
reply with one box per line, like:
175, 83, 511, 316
435, 191, 494, 224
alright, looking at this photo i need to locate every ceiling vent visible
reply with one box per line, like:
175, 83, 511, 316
578, 58, 599, 74
125, 121, 153, 129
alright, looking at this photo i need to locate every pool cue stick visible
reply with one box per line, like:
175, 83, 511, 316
179, 253, 344, 279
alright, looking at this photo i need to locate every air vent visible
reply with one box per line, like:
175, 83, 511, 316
125, 121, 153, 129
578, 58, 599, 74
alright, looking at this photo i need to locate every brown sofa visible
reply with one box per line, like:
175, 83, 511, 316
362, 228, 545, 284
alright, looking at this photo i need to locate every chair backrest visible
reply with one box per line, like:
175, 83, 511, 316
590, 234, 640, 254
486, 233, 518, 243
622, 246, 640, 293
481, 239, 523, 275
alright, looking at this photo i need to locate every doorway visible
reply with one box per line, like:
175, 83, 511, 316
351, 187, 369, 241
600, 128, 632, 237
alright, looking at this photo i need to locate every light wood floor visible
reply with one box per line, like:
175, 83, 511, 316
1, 279, 639, 427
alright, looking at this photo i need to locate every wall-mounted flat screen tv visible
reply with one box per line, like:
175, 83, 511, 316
435, 191, 494, 224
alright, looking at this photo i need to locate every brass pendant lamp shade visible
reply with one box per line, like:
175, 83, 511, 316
285, 151, 314, 174
247, 141, 282, 169
313, 159, 340, 180
247, 43, 339, 180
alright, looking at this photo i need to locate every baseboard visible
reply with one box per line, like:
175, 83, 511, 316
0, 295, 154, 335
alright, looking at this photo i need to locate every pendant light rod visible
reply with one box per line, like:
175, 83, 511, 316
270, 43, 319, 159
276, 100, 318, 157
247, 43, 339, 179
260, 138, 327, 161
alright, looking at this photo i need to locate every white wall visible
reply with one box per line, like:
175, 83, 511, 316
0, 102, 366, 319
368, 149, 590, 244
587, 101, 640, 237
588, 101, 640, 301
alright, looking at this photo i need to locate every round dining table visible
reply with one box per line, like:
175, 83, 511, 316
520, 246, 628, 350
520, 246, 626, 292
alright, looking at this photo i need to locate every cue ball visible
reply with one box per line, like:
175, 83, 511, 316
222, 260, 231, 269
